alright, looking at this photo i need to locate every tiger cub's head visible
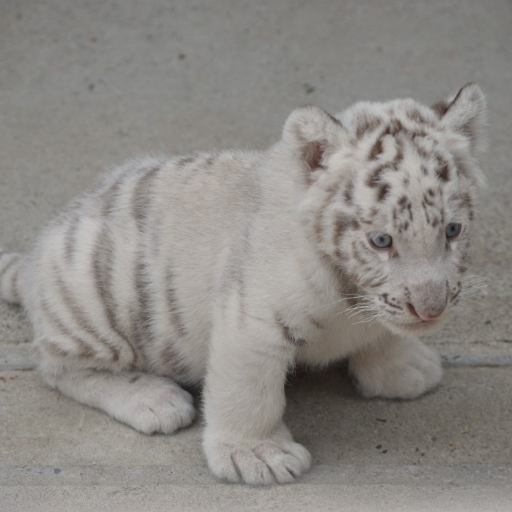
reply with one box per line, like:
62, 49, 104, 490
284, 84, 487, 335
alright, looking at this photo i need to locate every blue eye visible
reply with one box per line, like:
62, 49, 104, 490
369, 233, 393, 249
446, 223, 462, 239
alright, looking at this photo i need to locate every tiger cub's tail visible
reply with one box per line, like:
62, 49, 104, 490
0, 248, 25, 305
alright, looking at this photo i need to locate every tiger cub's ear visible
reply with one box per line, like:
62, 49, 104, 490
431, 83, 487, 156
282, 105, 348, 173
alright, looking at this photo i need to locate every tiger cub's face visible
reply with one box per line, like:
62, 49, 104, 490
285, 84, 486, 335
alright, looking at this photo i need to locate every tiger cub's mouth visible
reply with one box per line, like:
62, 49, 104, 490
386, 315, 447, 335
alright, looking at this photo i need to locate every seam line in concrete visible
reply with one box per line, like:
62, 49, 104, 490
2, 344, 512, 371
1, 464, 511, 487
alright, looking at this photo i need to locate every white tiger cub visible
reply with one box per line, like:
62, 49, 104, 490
0, 84, 486, 484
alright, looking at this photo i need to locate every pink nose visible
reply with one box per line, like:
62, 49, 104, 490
407, 303, 445, 321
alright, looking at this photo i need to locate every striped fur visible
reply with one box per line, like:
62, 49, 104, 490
1, 84, 487, 485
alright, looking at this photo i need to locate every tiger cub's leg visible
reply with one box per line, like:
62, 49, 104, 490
40, 363, 196, 434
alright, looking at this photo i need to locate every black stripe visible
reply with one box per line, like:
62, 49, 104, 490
157, 343, 189, 382
39, 339, 72, 359
368, 277, 388, 288
64, 214, 81, 265
38, 298, 96, 359
275, 314, 306, 347
176, 156, 195, 166
166, 266, 187, 337
92, 227, 118, 329
333, 215, 350, 252
309, 317, 324, 330
133, 249, 153, 356
53, 267, 122, 363
102, 176, 123, 217
218, 222, 251, 322
381, 293, 403, 310
132, 166, 161, 232
315, 182, 342, 244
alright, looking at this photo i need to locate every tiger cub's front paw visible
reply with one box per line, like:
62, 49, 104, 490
350, 337, 443, 399
203, 429, 311, 485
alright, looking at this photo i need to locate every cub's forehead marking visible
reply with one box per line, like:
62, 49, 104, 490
436, 162, 450, 182
392, 195, 415, 235
404, 107, 434, 126
355, 116, 384, 139
353, 105, 442, 167
366, 165, 386, 188
369, 138, 384, 160
355, 115, 456, 217
377, 183, 391, 202
343, 180, 354, 205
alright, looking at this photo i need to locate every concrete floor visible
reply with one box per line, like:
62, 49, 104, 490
1, 0, 512, 510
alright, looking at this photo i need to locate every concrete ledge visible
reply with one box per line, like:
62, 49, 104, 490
0, 343, 36, 370
1, 463, 511, 487
2, 342, 512, 372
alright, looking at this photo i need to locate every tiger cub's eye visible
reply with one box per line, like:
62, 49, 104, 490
445, 223, 462, 239
369, 233, 393, 249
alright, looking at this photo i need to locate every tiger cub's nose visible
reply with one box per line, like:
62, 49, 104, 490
406, 302, 445, 321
